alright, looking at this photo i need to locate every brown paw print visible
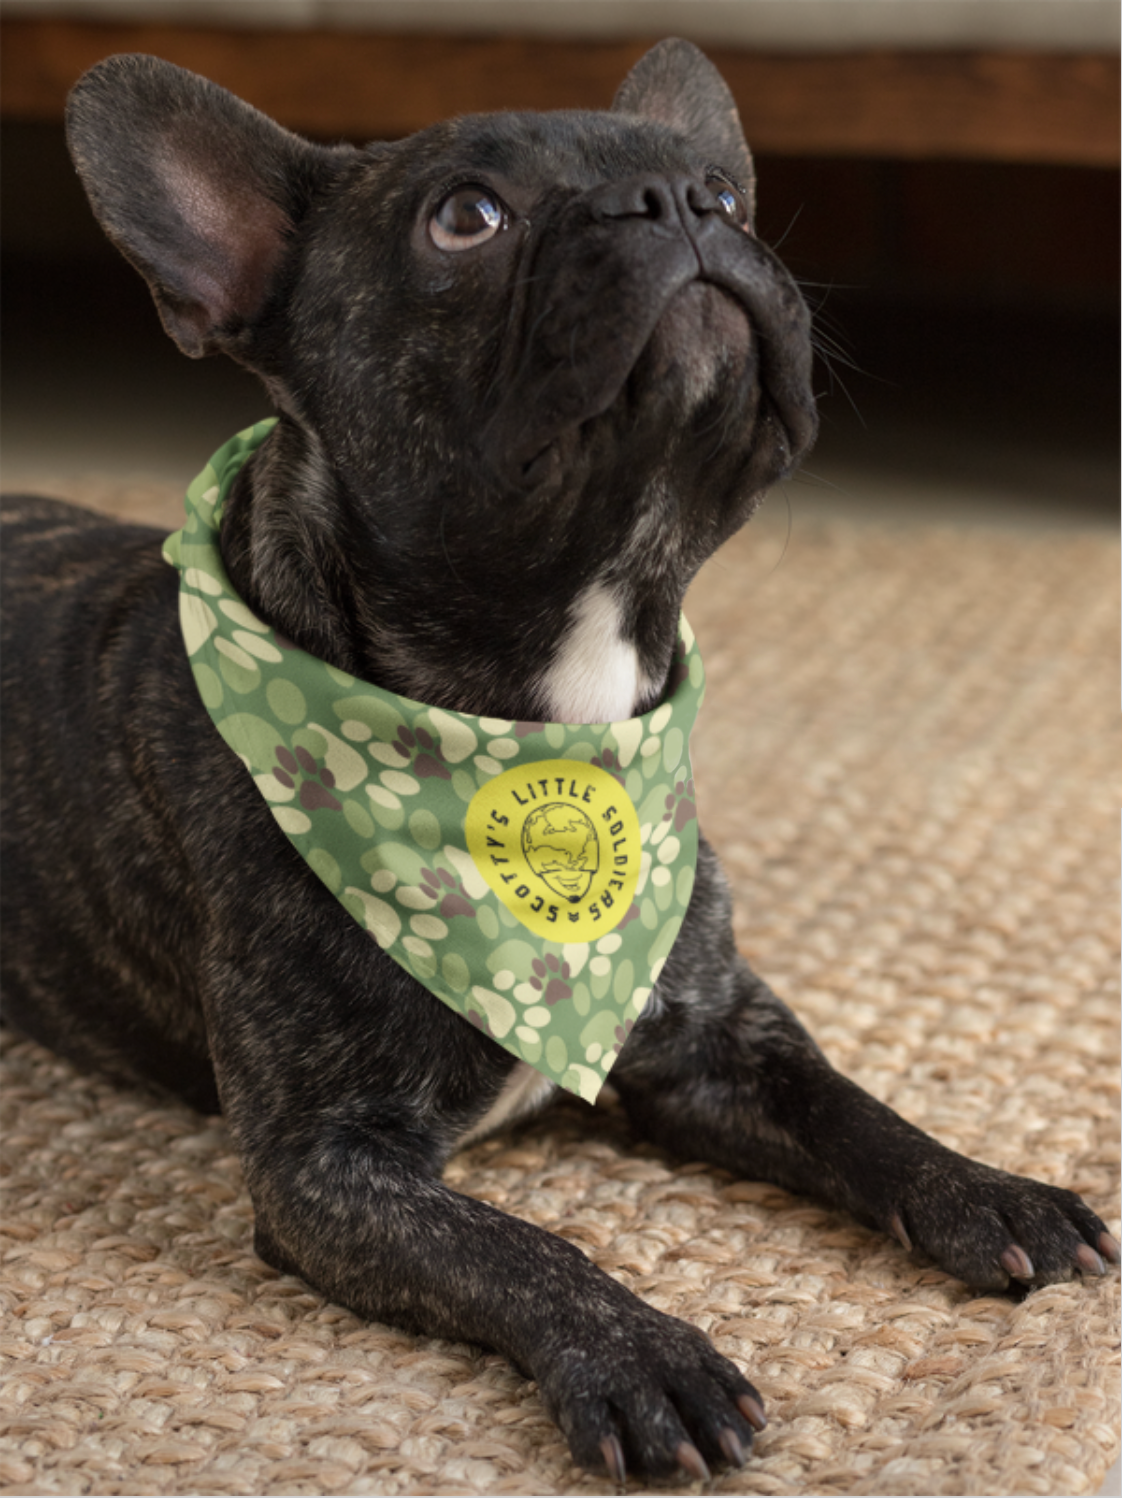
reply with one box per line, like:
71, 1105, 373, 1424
591, 747, 626, 786
392, 725, 452, 780
610, 1017, 635, 1058
418, 865, 475, 920
530, 954, 572, 1006
273, 745, 342, 812
663, 777, 696, 832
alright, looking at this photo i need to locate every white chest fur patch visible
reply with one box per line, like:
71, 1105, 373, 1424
457, 1063, 556, 1147
540, 580, 652, 724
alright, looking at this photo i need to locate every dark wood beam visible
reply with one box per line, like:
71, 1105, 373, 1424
2, 17, 1117, 166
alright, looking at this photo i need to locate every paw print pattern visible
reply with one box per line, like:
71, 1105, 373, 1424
392, 725, 452, 780
530, 953, 573, 1006
174, 424, 707, 1105
591, 746, 626, 787
418, 865, 475, 920
664, 777, 696, 832
611, 1017, 635, 1058
273, 745, 342, 812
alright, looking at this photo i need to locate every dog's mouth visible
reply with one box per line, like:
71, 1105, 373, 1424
627, 278, 754, 409
484, 240, 817, 496
514, 277, 754, 488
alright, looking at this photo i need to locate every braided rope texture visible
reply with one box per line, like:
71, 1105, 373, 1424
2, 477, 1119, 1496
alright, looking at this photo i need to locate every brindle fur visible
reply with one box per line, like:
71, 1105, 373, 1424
1, 42, 1114, 1483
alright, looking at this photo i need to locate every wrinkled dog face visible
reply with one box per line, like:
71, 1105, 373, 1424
66, 44, 817, 718
283, 110, 816, 596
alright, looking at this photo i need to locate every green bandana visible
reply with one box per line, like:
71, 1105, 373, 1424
163, 420, 705, 1102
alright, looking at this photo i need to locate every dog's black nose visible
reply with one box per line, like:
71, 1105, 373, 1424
589, 175, 721, 231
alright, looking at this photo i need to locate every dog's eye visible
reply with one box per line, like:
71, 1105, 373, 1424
430, 187, 506, 251
707, 175, 751, 232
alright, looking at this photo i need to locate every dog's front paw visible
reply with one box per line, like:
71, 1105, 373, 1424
539, 1304, 764, 1483
888, 1151, 1119, 1293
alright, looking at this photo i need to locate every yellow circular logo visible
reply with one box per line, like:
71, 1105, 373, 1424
465, 759, 641, 941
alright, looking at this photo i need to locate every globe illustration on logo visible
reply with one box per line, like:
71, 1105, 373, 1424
521, 803, 600, 903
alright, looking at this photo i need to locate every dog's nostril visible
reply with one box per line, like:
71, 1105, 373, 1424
641, 186, 667, 219
592, 177, 681, 225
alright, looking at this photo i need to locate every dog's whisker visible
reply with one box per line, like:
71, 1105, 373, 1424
763, 482, 794, 575
766, 201, 804, 251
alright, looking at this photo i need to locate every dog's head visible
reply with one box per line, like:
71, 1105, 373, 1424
66, 43, 816, 719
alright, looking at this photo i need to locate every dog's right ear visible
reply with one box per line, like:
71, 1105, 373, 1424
66, 54, 351, 358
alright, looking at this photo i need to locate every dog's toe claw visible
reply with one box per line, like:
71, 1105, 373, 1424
889, 1211, 913, 1252
676, 1441, 711, 1483
999, 1244, 1035, 1280
1098, 1231, 1120, 1265
600, 1434, 626, 1486
736, 1391, 767, 1431
718, 1426, 746, 1467
1075, 1242, 1106, 1276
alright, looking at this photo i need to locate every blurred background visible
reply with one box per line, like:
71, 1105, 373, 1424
1, 0, 1118, 534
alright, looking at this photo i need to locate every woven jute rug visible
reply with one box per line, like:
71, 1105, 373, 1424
2, 471, 1118, 1497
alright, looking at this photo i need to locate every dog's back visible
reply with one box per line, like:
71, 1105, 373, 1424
1, 495, 220, 1109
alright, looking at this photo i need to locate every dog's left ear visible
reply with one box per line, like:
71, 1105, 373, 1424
612, 38, 755, 217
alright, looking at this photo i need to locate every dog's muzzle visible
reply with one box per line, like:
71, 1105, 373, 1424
483, 171, 818, 491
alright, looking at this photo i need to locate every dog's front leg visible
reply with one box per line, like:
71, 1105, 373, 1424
612, 838, 1118, 1291
249, 1156, 765, 1479
199, 938, 763, 1482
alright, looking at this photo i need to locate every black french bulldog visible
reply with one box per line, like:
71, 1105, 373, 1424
2, 41, 1115, 1484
